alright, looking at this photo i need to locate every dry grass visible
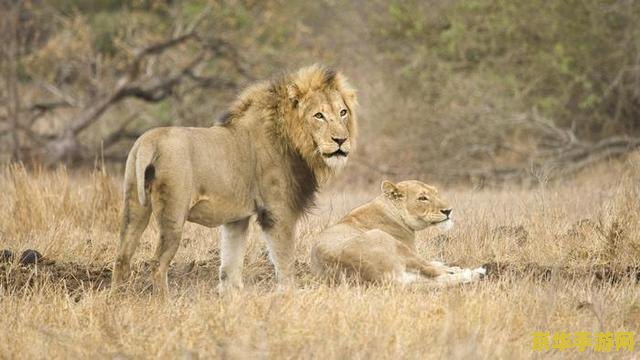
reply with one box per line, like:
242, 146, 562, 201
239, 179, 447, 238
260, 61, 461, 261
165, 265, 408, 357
1, 160, 640, 359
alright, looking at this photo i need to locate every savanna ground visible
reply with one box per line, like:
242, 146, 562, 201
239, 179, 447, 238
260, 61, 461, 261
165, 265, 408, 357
0, 157, 639, 359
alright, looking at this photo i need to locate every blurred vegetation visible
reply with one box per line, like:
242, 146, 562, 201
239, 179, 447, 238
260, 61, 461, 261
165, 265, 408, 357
1, 0, 639, 184
384, 0, 640, 137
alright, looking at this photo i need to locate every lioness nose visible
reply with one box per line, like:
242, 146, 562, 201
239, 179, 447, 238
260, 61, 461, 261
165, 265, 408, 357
332, 137, 347, 146
441, 208, 452, 217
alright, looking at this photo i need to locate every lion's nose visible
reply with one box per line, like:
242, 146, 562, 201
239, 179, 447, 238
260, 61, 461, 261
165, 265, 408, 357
332, 137, 347, 146
441, 208, 452, 217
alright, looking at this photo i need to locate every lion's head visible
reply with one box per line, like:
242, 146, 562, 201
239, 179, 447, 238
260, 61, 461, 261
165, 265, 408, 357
278, 65, 358, 175
381, 180, 453, 231
221, 65, 357, 183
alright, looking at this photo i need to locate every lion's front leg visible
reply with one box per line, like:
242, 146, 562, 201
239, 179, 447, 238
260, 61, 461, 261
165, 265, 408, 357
434, 267, 486, 286
218, 217, 250, 294
262, 222, 296, 290
405, 256, 448, 278
427, 260, 464, 274
396, 243, 448, 278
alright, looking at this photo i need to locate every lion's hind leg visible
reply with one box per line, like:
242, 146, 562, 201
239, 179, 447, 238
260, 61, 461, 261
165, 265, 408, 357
149, 182, 189, 296
112, 186, 152, 292
334, 230, 406, 284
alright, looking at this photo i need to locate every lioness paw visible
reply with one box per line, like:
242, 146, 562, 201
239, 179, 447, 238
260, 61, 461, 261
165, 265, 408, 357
472, 266, 487, 280
457, 268, 485, 283
473, 267, 487, 275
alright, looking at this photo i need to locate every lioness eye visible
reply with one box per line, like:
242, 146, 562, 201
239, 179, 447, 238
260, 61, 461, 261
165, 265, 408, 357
314, 112, 324, 120
340, 109, 348, 117
418, 196, 429, 201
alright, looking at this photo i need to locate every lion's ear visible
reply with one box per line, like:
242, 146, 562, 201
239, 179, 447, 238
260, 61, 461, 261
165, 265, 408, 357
335, 73, 358, 110
381, 180, 402, 199
341, 86, 358, 108
287, 84, 300, 108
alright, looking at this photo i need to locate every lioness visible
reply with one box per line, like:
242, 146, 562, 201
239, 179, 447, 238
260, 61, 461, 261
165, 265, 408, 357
310, 180, 485, 287
112, 65, 357, 294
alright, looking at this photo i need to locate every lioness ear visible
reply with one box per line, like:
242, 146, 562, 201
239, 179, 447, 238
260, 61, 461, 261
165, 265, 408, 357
381, 180, 402, 199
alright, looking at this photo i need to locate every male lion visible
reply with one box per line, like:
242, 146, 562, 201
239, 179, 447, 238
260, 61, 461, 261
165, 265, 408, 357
310, 180, 485, 287
112, 65, 357, 294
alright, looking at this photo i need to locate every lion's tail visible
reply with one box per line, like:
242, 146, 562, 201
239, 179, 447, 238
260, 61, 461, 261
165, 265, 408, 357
135, 142, 156, 207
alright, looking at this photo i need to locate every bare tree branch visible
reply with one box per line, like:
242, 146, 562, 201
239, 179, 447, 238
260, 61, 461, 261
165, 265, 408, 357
460, 115, 640, 184
67, 52, 205, 136
28, 101, 72, 112
101, 112, 141, 149
34, 28, 251, 165
1, 6, 252, 167
128, 32, 197, 80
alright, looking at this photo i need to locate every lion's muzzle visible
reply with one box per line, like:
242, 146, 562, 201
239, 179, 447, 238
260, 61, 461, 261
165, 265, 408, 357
323, 149, 349, 158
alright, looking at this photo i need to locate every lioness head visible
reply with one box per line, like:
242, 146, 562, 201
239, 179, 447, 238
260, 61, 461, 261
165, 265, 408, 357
283, 65, 358, 172
381, 180, 453, 231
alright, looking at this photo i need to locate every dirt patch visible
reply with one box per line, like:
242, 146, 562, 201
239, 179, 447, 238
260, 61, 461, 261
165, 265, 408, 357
1, 261, 113, 295
0, 259, 226, 296
0, 250, 313, 296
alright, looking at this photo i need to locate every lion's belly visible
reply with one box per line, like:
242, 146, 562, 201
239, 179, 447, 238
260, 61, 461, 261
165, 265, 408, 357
186, 196, 253, 227
184, 130, 256, 227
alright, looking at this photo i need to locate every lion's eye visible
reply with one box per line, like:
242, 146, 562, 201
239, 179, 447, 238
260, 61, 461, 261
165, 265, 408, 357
314, 112, 324, 120
418, 196, 429, 201
340, 109, 348, 117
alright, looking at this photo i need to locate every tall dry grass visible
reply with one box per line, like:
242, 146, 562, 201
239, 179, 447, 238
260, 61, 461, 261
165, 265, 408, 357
1, 159, 640, 359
